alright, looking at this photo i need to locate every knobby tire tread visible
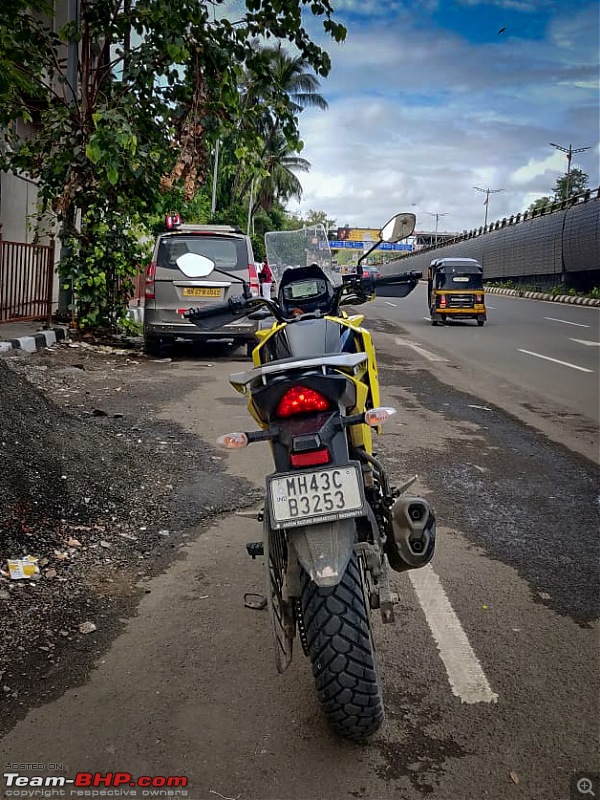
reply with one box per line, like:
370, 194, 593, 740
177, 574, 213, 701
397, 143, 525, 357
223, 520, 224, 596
300, 553, 384, 741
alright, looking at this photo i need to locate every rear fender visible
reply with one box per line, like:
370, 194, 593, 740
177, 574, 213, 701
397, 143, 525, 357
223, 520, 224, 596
288, 519, 356, 588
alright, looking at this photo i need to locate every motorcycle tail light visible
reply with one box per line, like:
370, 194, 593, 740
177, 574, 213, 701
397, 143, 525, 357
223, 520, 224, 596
290, 448, 330, 468
364, 407, 397, 427
217, 432, 249, 449
276, 386, 331, 418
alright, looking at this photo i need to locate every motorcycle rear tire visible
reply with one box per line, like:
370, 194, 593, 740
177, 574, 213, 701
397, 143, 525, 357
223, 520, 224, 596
300, 551, 384, 741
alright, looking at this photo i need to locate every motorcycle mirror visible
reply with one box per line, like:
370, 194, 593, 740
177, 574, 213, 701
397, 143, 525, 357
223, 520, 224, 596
176, 253, 215, 278
380, 213, 416, 243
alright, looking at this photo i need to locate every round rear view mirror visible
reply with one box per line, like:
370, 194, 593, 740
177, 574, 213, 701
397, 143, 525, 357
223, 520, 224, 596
380, 213, 416, 243
177, 253, 215, 278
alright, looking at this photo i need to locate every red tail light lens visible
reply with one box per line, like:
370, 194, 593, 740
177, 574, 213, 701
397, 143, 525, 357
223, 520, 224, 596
476, 294, 484, 303
248, 263, 260, 298
439, 294, 447, 307
145, 262, 156, 300
276, 386, 331, 418
290, 448, 330, 467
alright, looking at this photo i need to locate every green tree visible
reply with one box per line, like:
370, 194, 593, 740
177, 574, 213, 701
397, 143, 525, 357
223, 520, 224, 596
229, 44, 329, 218
0, 0, 345, 329
304, 209, 337, 231
553, 168, 589, 200
526, 196, 552, 214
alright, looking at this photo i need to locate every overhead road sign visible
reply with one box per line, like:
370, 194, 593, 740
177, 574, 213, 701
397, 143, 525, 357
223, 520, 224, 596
330, 240, 413, 252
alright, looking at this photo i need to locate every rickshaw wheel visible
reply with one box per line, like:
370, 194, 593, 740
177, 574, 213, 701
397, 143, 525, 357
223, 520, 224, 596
477, 319, 485, 327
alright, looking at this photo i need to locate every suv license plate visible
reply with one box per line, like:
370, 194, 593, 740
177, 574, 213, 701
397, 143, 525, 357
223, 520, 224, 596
268, 465, 364, 529
182, 287, 222, 297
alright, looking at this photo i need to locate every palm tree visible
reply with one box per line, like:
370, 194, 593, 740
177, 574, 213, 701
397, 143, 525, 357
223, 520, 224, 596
254, 129, 311, 212
234, 45, 326, 210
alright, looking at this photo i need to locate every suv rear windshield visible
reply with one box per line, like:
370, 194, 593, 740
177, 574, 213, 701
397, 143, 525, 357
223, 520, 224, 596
157, 235, 247, 272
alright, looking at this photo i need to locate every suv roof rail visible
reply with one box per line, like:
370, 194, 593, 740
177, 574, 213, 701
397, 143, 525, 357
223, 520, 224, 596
171, 224, 244, 234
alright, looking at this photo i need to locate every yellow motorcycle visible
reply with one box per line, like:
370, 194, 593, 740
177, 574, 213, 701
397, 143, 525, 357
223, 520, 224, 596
186, 213, 436, 741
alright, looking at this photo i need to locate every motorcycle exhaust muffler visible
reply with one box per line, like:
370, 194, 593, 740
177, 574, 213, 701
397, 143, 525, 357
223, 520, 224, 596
386, 496, 436, 572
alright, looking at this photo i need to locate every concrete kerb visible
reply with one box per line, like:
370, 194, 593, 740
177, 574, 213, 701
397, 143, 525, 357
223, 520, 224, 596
484, 286, 600, 307
0, 326, 70, 355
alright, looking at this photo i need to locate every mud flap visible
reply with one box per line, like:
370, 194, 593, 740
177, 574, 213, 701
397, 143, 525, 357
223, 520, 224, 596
288, 519, 357, 588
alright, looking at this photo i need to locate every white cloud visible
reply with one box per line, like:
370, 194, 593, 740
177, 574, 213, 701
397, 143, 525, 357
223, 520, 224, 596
290, 1, 599, 230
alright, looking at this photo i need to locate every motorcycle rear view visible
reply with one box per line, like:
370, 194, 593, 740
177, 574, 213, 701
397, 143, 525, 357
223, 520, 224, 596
185, 213, 436, 741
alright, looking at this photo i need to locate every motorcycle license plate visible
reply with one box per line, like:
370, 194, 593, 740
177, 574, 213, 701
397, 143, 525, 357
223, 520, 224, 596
268, 465, 364, 529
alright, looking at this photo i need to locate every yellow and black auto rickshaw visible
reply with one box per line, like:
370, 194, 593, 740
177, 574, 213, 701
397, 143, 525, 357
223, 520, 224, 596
427, 257, 486, 326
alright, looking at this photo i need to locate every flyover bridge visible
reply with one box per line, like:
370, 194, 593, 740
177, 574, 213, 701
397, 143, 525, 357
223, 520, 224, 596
375, 188, 600, 291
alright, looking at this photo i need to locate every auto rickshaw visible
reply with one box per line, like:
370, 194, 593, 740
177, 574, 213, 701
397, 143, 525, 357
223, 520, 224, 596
427, 257, 486, 326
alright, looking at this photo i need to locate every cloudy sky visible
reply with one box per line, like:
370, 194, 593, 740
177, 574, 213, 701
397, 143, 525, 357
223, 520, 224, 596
282, 0, 599, 233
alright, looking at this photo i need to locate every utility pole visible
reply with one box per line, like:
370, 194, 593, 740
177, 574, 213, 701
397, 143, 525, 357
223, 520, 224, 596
246, 176, 255, 236
549, 142, 591, 198
210, 138, 220, 216
426, 211, 449, 246
474, 186, 504, 227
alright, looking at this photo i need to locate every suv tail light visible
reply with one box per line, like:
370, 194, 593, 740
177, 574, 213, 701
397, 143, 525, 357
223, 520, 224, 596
145, 262, 156, 300
276, 386, 331, 418
248, 262, 260, 298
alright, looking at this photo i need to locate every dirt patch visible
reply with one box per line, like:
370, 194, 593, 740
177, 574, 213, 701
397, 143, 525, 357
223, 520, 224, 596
0, 344, 258, 736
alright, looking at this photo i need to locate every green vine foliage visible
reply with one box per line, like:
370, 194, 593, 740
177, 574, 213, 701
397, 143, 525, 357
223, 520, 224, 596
0, 0, 346, 331
60, 204, 152, 329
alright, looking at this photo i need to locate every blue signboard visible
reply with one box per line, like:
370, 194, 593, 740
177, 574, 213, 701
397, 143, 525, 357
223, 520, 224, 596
330, 240, 413, 252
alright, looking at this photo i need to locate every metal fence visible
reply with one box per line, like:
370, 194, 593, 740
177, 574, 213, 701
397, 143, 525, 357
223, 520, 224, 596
0, 226, 55, 324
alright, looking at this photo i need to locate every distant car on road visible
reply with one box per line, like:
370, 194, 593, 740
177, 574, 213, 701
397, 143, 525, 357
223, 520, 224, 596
362, 266, 382, 278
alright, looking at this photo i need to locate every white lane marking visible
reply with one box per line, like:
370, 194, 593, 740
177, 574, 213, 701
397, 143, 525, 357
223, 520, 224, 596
486, 306, 496, 309
384, 301, 397, 307
423, 316, 432, 322
570, 338, 600, 347
545, 317, 590, 328
395, 337, 448, 362
409, 565, 498, 704
517, 349, 593, 373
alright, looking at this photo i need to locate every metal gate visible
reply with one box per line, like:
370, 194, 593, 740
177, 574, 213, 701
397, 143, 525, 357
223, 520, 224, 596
0, 226, 55, 324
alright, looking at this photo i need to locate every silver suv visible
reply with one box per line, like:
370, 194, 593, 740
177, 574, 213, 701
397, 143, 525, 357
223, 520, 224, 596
143, 224, 260, 356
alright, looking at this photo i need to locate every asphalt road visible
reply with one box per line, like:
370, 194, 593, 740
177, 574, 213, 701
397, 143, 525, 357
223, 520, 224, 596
1, 303, 599, 800
371, 284, 599, 425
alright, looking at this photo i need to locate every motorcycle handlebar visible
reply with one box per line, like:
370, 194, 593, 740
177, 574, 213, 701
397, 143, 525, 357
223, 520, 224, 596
373, 270, 422, 286
184, 301, 234, 321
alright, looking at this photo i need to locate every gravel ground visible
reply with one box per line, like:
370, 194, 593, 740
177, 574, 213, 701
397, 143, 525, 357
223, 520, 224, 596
0, 339, 259, 737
